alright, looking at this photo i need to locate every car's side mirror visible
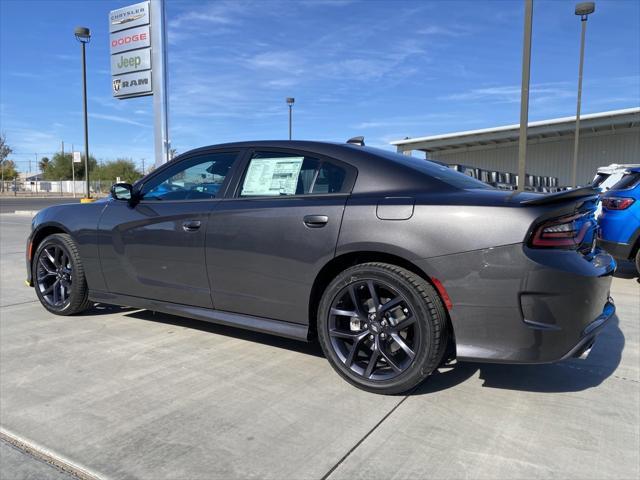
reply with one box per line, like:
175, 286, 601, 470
111, 183, 134, 201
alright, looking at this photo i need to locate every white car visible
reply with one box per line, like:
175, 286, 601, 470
592, 164, 640, 217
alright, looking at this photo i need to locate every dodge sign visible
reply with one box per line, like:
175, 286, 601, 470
109, 1, 153, 99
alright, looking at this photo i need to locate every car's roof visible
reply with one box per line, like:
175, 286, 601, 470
172, 140, 492, 195
178, 141, 431, 194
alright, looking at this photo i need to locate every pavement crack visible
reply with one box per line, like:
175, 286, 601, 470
321, 391, 413, 480
1, 299, 39, 308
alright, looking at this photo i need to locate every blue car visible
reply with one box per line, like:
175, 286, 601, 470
598, 167, 640, 273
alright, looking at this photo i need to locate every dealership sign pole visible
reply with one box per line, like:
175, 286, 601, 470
109, 0, 169, 168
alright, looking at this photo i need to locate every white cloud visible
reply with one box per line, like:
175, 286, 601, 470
90, 113, 148, 127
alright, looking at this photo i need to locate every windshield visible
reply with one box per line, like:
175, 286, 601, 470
364, 147, 492, 190
610, 171, 640, 191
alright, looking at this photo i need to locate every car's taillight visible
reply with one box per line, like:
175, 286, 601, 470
602, 197, 635, 210
529, 212, 593, 249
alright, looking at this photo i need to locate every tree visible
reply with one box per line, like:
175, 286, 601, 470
94, 158, 142, 184
42, 152, 97, 180
1, 133, 16, 187
0, 159, 18, 181
0, 133, 11, 163
39, 156, 50, 173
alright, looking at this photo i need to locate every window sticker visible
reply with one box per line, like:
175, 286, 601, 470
242, 157, 304, 196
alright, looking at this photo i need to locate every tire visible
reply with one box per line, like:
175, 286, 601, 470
32, 233, 92, 315
317, 262, 449, 394
635, 249, 640, 276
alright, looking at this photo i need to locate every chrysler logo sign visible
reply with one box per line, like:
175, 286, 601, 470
109, 1, 150, 33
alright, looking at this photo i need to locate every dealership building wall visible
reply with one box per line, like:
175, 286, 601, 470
391, 108, 640, 187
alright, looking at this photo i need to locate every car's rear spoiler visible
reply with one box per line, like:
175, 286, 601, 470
520, 186, 600, 205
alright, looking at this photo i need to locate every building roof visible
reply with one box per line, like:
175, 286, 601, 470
391, 107, 640, 153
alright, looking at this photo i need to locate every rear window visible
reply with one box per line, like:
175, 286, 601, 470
592, 173, 611, 187
610, 172, 640, 191
363, 147, 492, 190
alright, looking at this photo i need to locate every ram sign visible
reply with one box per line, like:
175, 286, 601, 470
109, 1, 152, 99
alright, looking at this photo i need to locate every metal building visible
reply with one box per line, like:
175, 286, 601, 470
391, 107, 640, 187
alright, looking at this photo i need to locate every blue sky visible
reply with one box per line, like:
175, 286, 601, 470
1, 0, 639, 172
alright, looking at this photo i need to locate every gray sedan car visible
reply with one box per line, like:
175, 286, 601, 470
26, 141, 615, 394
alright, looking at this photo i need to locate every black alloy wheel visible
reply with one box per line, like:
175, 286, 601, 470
328, 279, 419, 381
36, 244, 72, 308
318, 262, 449, 394
33, 234, 91, 315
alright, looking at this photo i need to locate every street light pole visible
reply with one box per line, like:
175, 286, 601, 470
75, 26, 91, 200
571, 2, 595, 187
517, 0, 534, 192
286, 97, 295, 140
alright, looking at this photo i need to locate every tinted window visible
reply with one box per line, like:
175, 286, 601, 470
240, 151, 346, 196
362, 147, 492, 190
610, 172, 640, 191
312, 162, 346, 193
144, 152, 237, 201
592, 173, 610, 187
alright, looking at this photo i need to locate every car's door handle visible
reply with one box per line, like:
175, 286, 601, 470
182, 220, 201, 232
303, 215, 329, 228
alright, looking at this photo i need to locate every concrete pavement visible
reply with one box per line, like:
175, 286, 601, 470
1, 213, 638, 480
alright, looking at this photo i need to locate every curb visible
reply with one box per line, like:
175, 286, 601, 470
0, 428, 102, 480
13, 210, 40, 216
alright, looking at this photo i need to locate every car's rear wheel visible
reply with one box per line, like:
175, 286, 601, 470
635, 248, 640, 276
317, 262, 448, 394
33, 233, 91, 315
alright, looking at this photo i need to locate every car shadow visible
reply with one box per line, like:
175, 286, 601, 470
88, 303, 625, 395
614, 260, 639, 280
122, 308, 325, 358
415, 315, 625, 395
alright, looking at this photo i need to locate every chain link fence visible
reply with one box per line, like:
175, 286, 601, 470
0, 180, 110, 197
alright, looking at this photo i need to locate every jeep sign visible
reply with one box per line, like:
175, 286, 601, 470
112, 70, 152, 98
111, 48, 151, 75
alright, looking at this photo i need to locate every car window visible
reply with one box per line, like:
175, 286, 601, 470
312, 162, 346, 194
143, 152, 237, 201
239, 151, 346, 197
361, 146, 493, 190
610, 172, 640, 191
592, 173, 610, 187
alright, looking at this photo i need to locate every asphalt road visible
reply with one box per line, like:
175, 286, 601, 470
1, 213, 638, 480
0, 197, 79, 214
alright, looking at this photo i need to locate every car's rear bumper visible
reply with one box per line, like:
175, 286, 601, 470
597, 238, 633, 260
419, 245, 616, 364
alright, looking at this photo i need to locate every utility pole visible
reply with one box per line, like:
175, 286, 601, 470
571, 2, 596, 187
517, 0, 533, 192
71, 143, 76, 198
286, 97, 295, 140
141, 158, 145, 175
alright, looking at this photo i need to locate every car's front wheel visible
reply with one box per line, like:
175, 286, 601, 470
32, 233, 91, 315
317, 262, 448, 394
